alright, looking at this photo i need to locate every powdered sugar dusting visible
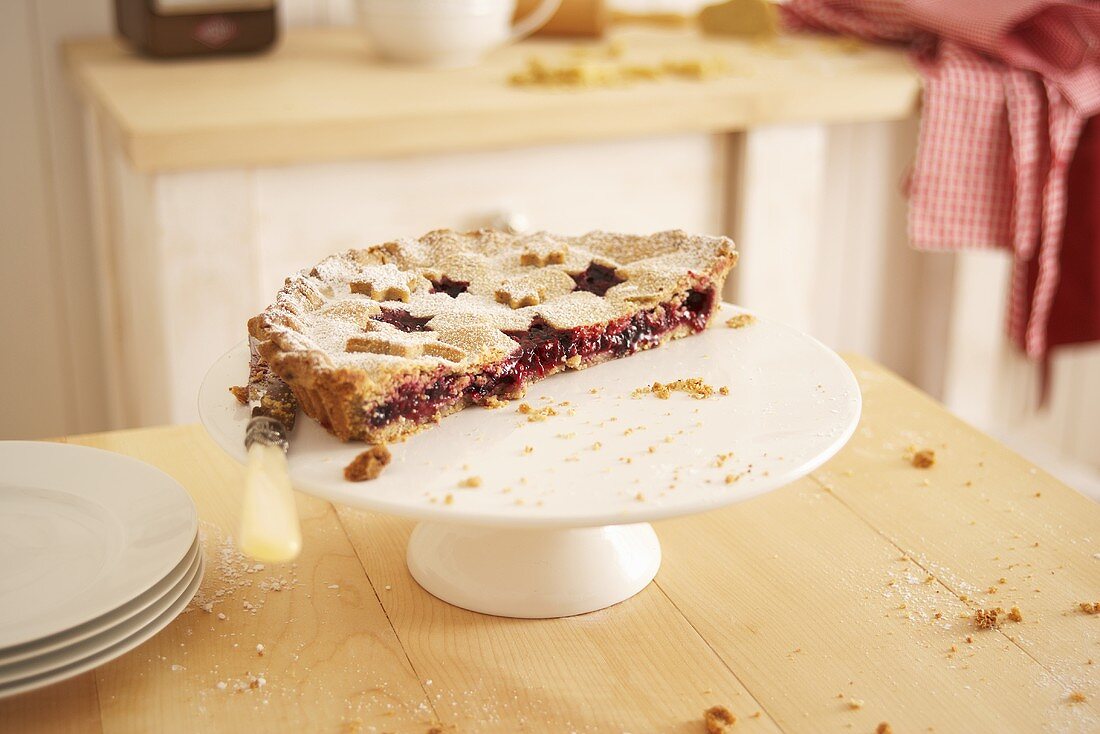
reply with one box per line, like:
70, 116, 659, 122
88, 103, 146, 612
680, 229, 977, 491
251, 229, 736, 375
186, 523, 300, 617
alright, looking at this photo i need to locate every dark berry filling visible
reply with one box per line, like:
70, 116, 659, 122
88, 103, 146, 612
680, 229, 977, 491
363, 287, 716, 429
372, 308, 431, 333
570, 262, 625, 296
429, 276, 469, 298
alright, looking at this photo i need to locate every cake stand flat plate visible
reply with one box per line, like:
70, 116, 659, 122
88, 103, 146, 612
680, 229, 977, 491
199, 305, 859, 528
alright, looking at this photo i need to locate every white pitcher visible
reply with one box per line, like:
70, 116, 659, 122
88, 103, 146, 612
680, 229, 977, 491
359, 0, 562, 67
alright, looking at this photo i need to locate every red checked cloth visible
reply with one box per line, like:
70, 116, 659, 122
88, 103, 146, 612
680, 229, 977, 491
782, 0, 1100, 361
1030, 115, 1100, 352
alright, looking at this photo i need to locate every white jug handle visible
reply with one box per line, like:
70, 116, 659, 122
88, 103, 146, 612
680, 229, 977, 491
509, 0, 563, 42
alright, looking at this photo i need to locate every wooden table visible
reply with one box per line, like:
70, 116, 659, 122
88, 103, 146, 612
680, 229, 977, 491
5, 355, 1097, 733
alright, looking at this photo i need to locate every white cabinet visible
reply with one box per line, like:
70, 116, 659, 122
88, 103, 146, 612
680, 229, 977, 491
70, 25, 932, 432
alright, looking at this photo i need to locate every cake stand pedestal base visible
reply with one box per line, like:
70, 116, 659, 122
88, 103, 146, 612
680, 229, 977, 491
406, 522, 661, 618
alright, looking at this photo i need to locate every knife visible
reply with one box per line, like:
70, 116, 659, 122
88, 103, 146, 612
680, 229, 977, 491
239, 342, 302, 564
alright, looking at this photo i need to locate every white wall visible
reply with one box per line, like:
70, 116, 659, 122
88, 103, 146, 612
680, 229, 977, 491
1, 0, 112, 439
0, 0, 357, 441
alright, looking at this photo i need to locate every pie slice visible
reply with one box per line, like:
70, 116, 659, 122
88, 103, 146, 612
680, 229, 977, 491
247, 229, 737, 444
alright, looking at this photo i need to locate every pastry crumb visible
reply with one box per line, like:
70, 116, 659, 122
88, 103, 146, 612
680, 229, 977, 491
973, 608, 1002, 629
909, 448, 936, 468
459, 476, 482, 488
634, 378, 716, 400
703, 705, 736, 733
725, 313, 757, 329
876, 724, 893, 734
1007, 605, 1023, 622
229, 385, 250, 405
1077, 601, 1100, 614
518, 402, 558, 421
509, 52, 732, 90
1069, 691, 1087, 704
443, 493, 454, 505
847, 699, 863, 710
344, 445, 391, 481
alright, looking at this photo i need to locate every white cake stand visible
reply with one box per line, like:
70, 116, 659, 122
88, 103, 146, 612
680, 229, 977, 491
199, 305, 860, 618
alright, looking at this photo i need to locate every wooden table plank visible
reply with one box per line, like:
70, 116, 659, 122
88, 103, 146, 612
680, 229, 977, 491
655, 479, 1093, 733
0, 677, 103, 734
812, 355, 1100, 703
29, 427, 435, 734
336, 507, 782, 733
63, 27, 920, 171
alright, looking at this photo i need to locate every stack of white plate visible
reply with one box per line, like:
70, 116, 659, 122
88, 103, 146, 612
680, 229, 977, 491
0, 442, 201, 698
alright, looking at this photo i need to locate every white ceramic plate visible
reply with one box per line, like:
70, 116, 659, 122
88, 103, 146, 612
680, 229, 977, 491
0, 535, 199, 666
0, 549, 202, 684
0, 442, 198, 648
0, 555, 203, 699
199, 305, 860, 528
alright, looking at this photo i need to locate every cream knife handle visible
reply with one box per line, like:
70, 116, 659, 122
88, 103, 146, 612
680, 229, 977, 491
240, 441, 302, 563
